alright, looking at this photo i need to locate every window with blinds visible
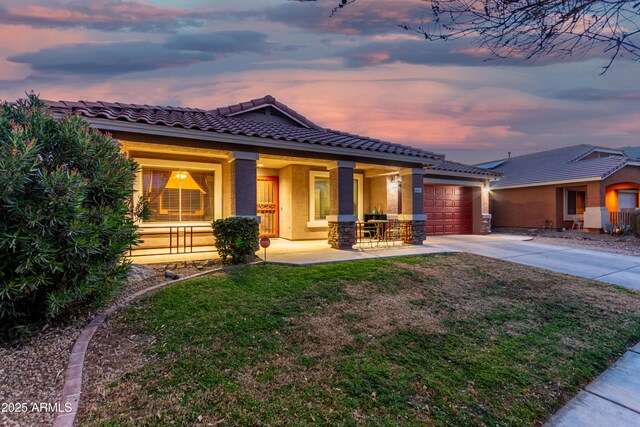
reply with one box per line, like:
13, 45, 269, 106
142, 169, 215, 222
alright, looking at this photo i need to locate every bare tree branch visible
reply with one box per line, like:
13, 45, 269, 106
327, 0, 640, 72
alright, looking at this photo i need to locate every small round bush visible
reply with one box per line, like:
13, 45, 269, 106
0, 95, 139, 339
212, 217, 259, 264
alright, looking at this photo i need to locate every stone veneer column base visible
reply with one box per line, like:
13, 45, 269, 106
481, 214, 492, 235
404, 220, 426, 245
328, 221, 356, 249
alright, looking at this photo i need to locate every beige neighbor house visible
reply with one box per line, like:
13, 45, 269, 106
478, 145, 640, 232
47, 96, 499, 256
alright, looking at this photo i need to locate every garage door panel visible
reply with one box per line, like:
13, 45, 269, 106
424, 185, 473, 235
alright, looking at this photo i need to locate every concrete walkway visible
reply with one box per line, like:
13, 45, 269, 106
266, 241, 449, 265
545, 343, 640, 426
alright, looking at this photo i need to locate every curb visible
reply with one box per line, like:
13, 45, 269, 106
52, 263, 254, 427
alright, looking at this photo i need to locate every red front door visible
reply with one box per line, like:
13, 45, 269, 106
257, 177, 279, 237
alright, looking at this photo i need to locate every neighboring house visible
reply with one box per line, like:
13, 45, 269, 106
478, 145, 640, 231
46, 95, 499, 255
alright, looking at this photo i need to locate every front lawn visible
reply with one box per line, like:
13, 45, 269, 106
80, 253, 640, 426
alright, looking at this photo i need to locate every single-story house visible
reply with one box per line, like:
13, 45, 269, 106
46, 95, 499, 255
478, 145, 640, 231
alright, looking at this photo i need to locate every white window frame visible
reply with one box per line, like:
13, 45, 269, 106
618, 189, 639, 210
563, 188, 586, 221
307, 170, 363, 228
134, 158, 222, 225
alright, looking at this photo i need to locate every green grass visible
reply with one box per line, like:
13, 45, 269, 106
81, 253, 640, 426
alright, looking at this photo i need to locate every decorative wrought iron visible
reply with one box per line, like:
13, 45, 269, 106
355, 219, 413, 247
129, 225, 214, 257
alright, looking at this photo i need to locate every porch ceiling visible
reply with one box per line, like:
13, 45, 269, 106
122, 140, 229, 160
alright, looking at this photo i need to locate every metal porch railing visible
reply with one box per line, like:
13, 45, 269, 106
129, 225, 214, 257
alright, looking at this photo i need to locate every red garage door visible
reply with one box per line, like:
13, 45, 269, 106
424, 185, 473, 235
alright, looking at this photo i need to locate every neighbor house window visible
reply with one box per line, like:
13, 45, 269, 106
308, 171, 363, 225
618, 190, 639, 210
566, 190, 586, 217
142, 169, 215, 222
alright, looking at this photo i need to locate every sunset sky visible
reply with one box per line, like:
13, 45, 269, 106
1, 0, 638, 163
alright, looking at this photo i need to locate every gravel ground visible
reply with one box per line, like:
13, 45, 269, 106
0, 323, 84, 427
0, 259, 220, 427
494, 228, 640, 257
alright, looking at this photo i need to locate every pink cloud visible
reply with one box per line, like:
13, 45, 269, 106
7, 63, 635, 161
0, 25, 97, 55
0, 1, 213, 32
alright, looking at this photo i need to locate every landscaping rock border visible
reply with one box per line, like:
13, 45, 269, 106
52, 264, 249, 427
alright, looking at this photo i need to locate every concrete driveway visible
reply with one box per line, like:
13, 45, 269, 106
426, 234, 640, 290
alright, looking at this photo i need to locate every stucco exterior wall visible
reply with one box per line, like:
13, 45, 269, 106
603, 165, 640, 187
280, 164, 329, 240
222, 160, 231, 218
491, 180, 615, 229
492, 165, 640, 230
491, 185, 563, 229
369, 176, 387, 213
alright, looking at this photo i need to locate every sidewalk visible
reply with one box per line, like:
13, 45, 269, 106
545, 343, 640, 426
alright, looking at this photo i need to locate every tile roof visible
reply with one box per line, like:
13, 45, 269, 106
209, 95, 322, 130
427, 160, 502, 177
44, 98, 445, 162
483, 145, 633, 188
621, 146, 640, 160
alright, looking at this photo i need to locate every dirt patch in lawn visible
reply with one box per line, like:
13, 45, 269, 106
291, 254, 640, 360
292, 286, 445, 358
76, 314, 158, 425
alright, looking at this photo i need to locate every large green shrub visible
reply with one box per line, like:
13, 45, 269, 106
0, 95, 139, 339
631, 211, 640, 238
212, 217, 259, 264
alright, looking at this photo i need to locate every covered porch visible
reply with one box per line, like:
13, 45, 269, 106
583, 178, 640, 230
126, 138, 429, 258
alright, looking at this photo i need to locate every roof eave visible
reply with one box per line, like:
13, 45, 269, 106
84, 118, 436, 166
491, 176, 603, 190
424, 168, 502, 180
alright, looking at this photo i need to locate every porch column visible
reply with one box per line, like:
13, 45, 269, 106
327, 161, 357, 249
481, 180, 492, 234
584, 181, 607, 230
399, 168, 426, 245
228, 151, 259, 219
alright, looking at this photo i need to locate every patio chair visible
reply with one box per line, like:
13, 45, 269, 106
571, 218, 583, 230
385, 219, 402, 244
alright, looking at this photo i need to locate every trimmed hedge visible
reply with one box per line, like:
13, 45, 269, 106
0, 95, 139, 339
212, 217, 259, 264
632, 211, 640, 238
